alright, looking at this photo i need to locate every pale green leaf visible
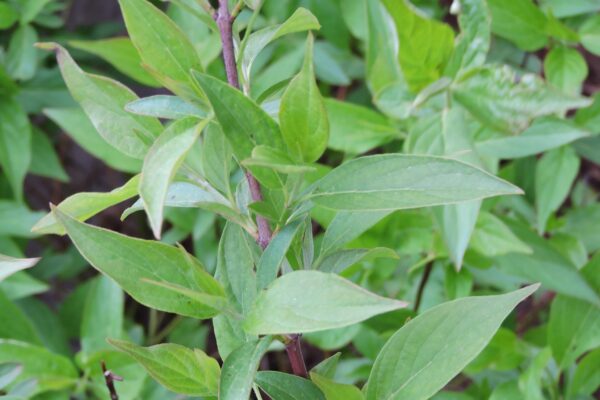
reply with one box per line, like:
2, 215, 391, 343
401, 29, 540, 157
280, 34, 329, 162
109, 339, 220, 396
41, 43, 163, 159
126, 95, 206, 120
318, 247, 399, 274
0, 201, 45, 238
219, 337, 272, 400
32, 175, 140, 235
543, 0, 600, 17
69, 38, 160, 87
535, 146, 580, 233
0, 97, 31, 201
255, 371, 325, 400
242, 145, 317, 174
0, 291, 41, 345
320, 211, 391, 257
257, 220, 304, 289
29, 128, 68, 182
544, 46, 588, 95
0, 254, 39, 282
244, 271, 408, 334
579, 14, 600, 56
470, 211, 532, 257
54, 208, 227, 319
488, 0, 548, 51
306, 154, 522, 212
140, 118, 205, 238
311, 373, 364, 400
365, 285, 539, 400
569, 348, 600, 397
6, 24, 38, 81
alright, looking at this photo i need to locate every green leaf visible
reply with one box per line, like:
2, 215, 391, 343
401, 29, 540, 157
29, 128, 68, 182
475, 117, 590, 158
118, 0, 202, 95
0, 97, 31, 201
193, 72, 285, 160
44, 107, 142, 173
6, 24, 38, 81
580, 14, 600, 56
243, 145, 317, 174
535, 146, 580, 233
445, 0, 491, 77
325, 99, 399, 155
543, 0, 600, 17
569, 348, 600, 397
453, 66, 591, 134
365, 285, 539, 400
279, 34, 328, 162
320, 211, 391, 256
126, 95, 206, 120
544, 46, 588, 95
32, 175, 140, 235
202, 122, 233, 198
0, 2, 17, 29
488, 0, 548, 51
470, 211, 532, 257
219, 337, 272, 400
42, 43, 163, 159
318, 247, 399, 274
310, 353, 341, 378
257, 220, 304, 289
19, 0, 51, 23
0, 254, 39, 282
140, 118, 205, 238
382, 0, 455, 92
559, 204, 600, 253
244, 271, 407, 334
241, 8, 320, 85
109, 339, 220, 396
69, 38, 160, 87
0, 340, 77, 391
255, 371, 325, 400
54, 208, 227, 319
0, 291, 41, 345
311, 373, 364, 400
306, 154, 522, 212
0, 201, 44, 238
81, 276, 123, 355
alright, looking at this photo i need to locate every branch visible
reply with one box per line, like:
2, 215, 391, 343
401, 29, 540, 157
101, 361, 123, 400
414, 261, 433, 312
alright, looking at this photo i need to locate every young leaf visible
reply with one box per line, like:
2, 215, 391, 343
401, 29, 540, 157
202, 123, 233, 198
193, 72, 285, 160
40, 43, 163, 159
109, 339, 220, 396
279, 34, 329, 162
311, 373, 364, 400
69, 38, 160, 87
535, 146, 580, 233
118, 0, 202, 94
219, 337, 272, 400
255, 371, 326, 400
53, 208, 227, 319
256, 220, 304, 289
125, 95, 206, 120
306, 154, 522, 212
244, 271, 408, 334
453, 66, 591, 134
32, 175, 140, 235
544, 46, 588, 95
140, 118, 206, 238
6, 24, 38, 81
382, 0, 455, 92
487, 0, 548, 51
0, 254, 39, 282
365, 285, 539, 400
0, 97, 31, 202
580, 15, 600, 56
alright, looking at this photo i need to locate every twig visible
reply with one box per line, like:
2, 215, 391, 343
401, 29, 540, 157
215, 0, 272, 249
101, 361, 123, 400
414, 261, 433, 312
284, 334, 309, 378
214, 0, 308, 378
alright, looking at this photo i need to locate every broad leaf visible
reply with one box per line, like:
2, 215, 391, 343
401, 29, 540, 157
118, 0, 202, 95
0, 254, 39, 282
109, 339, 220, 396
255, 371, 325, 400
579, 14, 600, 56
453, 66, 591, 134
0, 97, 31, 202
311, 373, 364, 400
219, 337, 272, 400
69, 38, 160, 87
365, 285, 539, 400
244, 271, 407, 334
140, 118, 206, 238
544, 46, 588, 95
305, 154, 521, 211
41, 43, 163, 158
535, 146, 580, 233
488, 0, 548, 51
32, 176, 140, 235
280, 34, 329, 162
54, 208, 227, 319
320, 211, 392, 256
6, 24, 38, 81
470, 212, 531, 257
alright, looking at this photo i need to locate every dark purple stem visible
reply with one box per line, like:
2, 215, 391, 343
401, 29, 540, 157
216, 0, 271, 250
285, 334, 309, 378
101, 361, 122, 400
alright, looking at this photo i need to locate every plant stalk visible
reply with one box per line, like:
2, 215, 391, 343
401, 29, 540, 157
215, 0, 272, 250
215, 0, 308, 377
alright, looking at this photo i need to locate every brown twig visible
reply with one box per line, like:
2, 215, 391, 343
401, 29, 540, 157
414, 262, 433, 312
214, 0, 307, 377
101, 361, 123, 400
284, 334, 309, 378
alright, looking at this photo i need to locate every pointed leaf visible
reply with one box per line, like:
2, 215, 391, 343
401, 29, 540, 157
0, 97, 31, 202
126, 95, 206, 120
255, 371, 325, 400
0, 254, 39, 282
